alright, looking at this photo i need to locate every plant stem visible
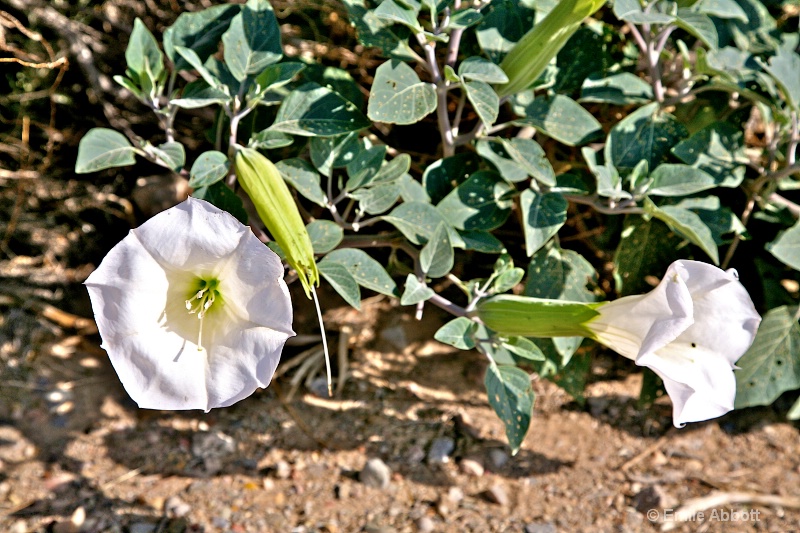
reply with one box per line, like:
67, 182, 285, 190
418, 32, 455, 157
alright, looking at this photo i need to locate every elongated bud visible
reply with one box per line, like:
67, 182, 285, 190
496, 0, 606, 97
476, 295, 601, 337
234, 147, 319, 298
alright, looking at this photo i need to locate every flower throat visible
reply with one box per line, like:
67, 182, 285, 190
185, 278, 221, 351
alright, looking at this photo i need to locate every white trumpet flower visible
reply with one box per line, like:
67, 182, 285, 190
85, 197, 294, 411
589, 260, 761, 427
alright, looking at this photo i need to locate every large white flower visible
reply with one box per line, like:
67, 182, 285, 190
588, 260, 761, 427
85, 197, 294, 411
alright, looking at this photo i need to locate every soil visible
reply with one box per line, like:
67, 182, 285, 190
2, 1, 800, 532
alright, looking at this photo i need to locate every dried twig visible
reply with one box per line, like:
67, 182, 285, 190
661, 491, 800, 531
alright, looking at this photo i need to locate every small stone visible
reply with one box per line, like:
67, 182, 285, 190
191, 431, 235, 460
415, 516, 435, 533
524, 522, 557, 533
308, 376, 331, 398
211, 516, 230, 529
335, 483, 350, 499
632, 485, 673, 514
359, 458, 392, 489
487, 448, 509, 469
128, 523, 157, 533
405, 445, 426, 464
445, 486, 464, 504
164, 496, 191, 518
427, 437, 455, 465
483, 484, 509, 506
274, 460, 291, 479
459, 458, 484, 477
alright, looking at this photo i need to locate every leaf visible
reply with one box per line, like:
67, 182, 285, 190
675, 11, 718, 50
760, 48, 800, 111
164, 5, 240, 70
374, 0, 422, 32
222, 0, 282, 81
494, 268, 525, 294
520, 190, 567, 257
644, 198, 719, 264
475, 139, 528, 183
514, 95, 602, 146
171, 80, 231, 109
524, 241, 598, 302
458, 230, 504, 253
310, 132, 363, 177
553, 26, 610, 94
580, 72, 654, 105
448, 8, 482, 29
501, 138, 556, 186
346, 146, 387, 191
671, 122, 748, 188
307, 220, 344, 254
463, 80, 500, 127
614, 0, 675, 23
401, 274, 435, 305
127, 18, 164, 81
399, 174, 430, 203
735, 306, 800, 408
192, 181, 248, 224
485, 364, 534, 455
437, 170, 514, 231
342, 0, 417, 60
253, 62, 305, 95
767, 221, 800, 271
320, 248, 397, 296
605, 102, 688, 172
501, 337, 545, 361
648, 164, 717, 196
420, 223, 454, 278
367, 60, 437, 125
434, 317, 477, 350
318, 261, 361, 309
150, 142, 185, 172
423, 153, 482, 203
189, 151, 230, 188
275, 158, 328, 208
350, 182, 402, 214
175, 46, 222, 88
271, 82, 370, 136
613, 215, 686, 296
475, 0, 535, 63
696, 0, 747, 21
75, 128, 137, 173
382, 202, 454, 245
250, 130, 294, 149
458, 56, 508, 83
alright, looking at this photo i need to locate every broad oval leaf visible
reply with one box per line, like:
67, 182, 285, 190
401, 274, 435, 305
648, 164, 717, 196
514, 95, 602, 146
434, 317, 477, 350
275, 158, 328, 208
75, 128, 137, 174
437, 170, 514, 231
320, 248, 397, 296
520, 190, 567, 257
767, 221, 800, 271
420, 222, 454, 278
318, 261, 361, 309
485, 364, 534, 455
189, 151, 230, 188
222, 0, 282, 81
368, 60, 437, 125
164, 5, 240, 70
271, 82, 370, 136
307, 219, 344, 255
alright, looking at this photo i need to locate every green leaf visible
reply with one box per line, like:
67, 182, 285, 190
271, 82, 370, 136
420, 223, 454, 278
307, 219, 344, 254
458, 56, 508, 83
350, 182, 402, 214
613, 215, 686, 296
399, 174, 430, 203
150, 142, 185, 172
494, 268, 525, 294
434, 317, 477, 350
318, 261, 361, 309
463, 80, 500, 127
767, 221, 800, 271
671, 122, 748, 188
501, 138, 556, 186
648, 164, 717, 196
501, 336, 545, 361
310, 132, 363, 177
374, 0, 422, 32
605, 102, 688, 172
382, 202, 454, 245
760, 48, 800, 111
342, 0, 417, 60
320, 248, 397, 296
696, 0, 747, 21
459, 230, 504, 253
222, 0, 282, 81
448, 8, 483, 29
75, 128, 137, 173
423, 153, 482, 203
175, 46, 222, 88
614, 0, 674, 23
485, 364, 534, 455
475, 0, 535, 63
164, 5, 240, 70
367, 60, 437, 125
192, 181, 248, 224
514, 95, 602, 146
250, 130, 294, 150
437, 170, 514, 231
189, 151, 230, 188
171, 80, 231, 109
275, 158, 328, 208
580, 72, 654, 105
252, 62, 305, 98
127, 18, 165, 81
644, 199, 719, 264
520, 190, 567, 257
735, 306, 800, 408
475, 139, 529, 183
346, 146, 387, 191
401, 274, 435, 305
524, 241, 598, 302
675, 11, 718, 50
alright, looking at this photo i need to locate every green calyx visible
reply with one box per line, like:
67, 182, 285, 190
476, 294, 602, 338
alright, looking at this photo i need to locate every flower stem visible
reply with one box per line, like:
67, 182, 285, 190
311, 285, 332, 397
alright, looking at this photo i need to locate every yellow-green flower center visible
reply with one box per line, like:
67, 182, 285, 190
185, 277, 222, 351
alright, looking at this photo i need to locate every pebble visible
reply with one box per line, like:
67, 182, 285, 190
459, 458, 484, 477
308, 376, 331, 398
164, 496, 191, 518
359, 458, 392, 489
427, 437, 455, 465
128, 523, 157, 533
445, 486, 464, 504
487, 448, 509, 469
415, 516, 435, 533
191, 431, 236, 467
524, 522, 557, 533
275, 460, 292, 479
632, 485, 673, 513
483, 484, 509, 506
